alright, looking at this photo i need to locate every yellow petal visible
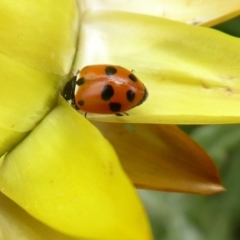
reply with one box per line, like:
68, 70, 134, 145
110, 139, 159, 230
0, 0, 79, 154
78, 0, 240, 26
75, 11, 240, 124
0, 52, 64, 154
0, 192, 81, 240
0, 96, 152, 240
0, 128, 28, 158
93, 122, 225, 194
0, 0, 78, 74
0, 54, 63, 132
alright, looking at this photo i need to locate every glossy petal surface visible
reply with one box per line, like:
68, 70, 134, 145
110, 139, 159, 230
78, 0, 240, 26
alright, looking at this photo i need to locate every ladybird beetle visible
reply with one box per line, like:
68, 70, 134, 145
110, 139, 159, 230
62, 65, 148, 115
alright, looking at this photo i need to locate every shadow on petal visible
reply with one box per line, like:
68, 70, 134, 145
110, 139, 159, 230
93, 122, 225, 195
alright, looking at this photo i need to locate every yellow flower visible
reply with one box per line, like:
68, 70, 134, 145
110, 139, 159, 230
1, 0, 240, 239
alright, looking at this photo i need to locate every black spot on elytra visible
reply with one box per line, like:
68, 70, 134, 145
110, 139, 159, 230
101, 85, 114, 101
76, 77, 85, 85
126, 90, 135, 102
105, 66, 117, 76
129, 73, 138, 82
78, 100, 84, 106
109, 102, 121, 112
